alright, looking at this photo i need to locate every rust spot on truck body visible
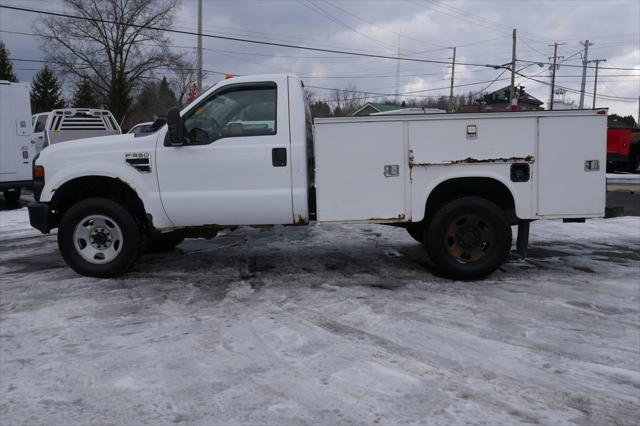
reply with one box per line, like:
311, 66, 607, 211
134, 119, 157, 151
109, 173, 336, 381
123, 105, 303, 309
293, 214, 309, 225
368, 213, 406, 222
409, 155, 534, 168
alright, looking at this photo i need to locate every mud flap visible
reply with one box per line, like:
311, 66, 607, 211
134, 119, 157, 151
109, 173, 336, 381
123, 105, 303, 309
516, 220, 530, 258
605, 206, 624, 218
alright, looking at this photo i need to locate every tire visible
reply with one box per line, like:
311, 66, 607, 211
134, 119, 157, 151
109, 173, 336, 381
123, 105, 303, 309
144, 236, 184, 254
3, 188, 21, 203
629, 151, 640, 173
57, 197, 143, 278
425, 196, 512, 280
405, 222, 425, 244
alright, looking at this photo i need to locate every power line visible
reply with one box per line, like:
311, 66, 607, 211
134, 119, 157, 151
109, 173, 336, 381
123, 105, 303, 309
517, 58, 635, 71
8, 57, 230, 76
513, 70, 637, 101
296, 0, 401, 52
322, 0, 447, 50
7, 3, 634, 73
10, 55, 637, 87
470, 68, 508, 98
2, 5, 634, 73
0, 4, 502, 69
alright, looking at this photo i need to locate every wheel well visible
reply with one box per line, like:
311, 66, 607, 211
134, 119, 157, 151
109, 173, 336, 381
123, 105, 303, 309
423, 177, 516, 224
50, 176, 148, 230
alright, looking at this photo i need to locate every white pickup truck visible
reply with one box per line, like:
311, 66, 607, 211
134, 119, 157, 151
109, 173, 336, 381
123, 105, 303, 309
28, 74, 607, 279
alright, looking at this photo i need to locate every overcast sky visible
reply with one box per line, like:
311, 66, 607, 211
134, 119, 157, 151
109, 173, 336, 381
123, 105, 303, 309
1, 0, 638, 119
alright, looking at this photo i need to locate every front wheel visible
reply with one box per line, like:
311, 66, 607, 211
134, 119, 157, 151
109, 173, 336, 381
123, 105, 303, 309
58, 198, 143, 278
426, 197, 512, 280
3, 188, 21, 203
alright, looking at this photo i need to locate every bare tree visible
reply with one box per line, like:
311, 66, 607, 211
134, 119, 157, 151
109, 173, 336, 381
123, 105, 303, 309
38, 0, 179, 121
330, 85, 361, 116
303, 88, 315, 103
170, 55, 209, 107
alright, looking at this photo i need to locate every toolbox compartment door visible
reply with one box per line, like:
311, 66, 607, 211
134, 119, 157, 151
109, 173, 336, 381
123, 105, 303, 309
314, 120, 406, 222
537, 115, 606, 217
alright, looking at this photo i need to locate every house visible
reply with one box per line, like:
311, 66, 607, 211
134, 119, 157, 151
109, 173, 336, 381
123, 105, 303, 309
550, 88, 577, 110
351, 102, 404, 116
461, 86, 544, 113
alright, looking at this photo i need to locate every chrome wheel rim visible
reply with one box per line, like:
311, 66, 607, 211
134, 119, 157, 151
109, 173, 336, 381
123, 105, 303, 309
73, 214, 124, 264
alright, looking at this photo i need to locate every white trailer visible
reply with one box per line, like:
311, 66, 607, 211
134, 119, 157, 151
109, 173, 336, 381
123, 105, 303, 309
28, 74, 608, 279
0, 80, 34, 202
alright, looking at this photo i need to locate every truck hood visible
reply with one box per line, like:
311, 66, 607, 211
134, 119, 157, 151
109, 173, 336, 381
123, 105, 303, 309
37, 132, 159, 164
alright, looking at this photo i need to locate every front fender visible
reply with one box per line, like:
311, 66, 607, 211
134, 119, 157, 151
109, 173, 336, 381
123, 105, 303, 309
40, 161, 173, 229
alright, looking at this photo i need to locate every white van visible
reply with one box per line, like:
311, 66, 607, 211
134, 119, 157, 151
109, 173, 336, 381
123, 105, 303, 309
32, 108, 121, 151
0, 80, 34, 203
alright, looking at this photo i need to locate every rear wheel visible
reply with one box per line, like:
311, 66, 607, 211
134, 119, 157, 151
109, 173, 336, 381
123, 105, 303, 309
3, 188, 21, 203
58, 198, 143, 278
426, 196, 512, 279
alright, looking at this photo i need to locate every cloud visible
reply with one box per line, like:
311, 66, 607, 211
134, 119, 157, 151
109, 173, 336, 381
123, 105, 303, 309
1, 0, 638, 118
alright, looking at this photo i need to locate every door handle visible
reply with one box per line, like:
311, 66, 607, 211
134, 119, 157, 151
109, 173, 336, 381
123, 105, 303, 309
272, 147, 287, 167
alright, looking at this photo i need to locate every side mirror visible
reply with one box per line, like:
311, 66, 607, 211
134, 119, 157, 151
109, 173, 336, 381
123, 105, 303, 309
166, 107, 184, 146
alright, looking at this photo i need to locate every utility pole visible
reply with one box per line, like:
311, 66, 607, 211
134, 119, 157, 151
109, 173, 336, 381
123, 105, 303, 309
548, 42, 564, 110
579, 39, 593, 109
449, 46, 456, 112
394, 35, 400, 105
591, 59, 606, 109
196, 0, 203, 94
509, 29, 517, 111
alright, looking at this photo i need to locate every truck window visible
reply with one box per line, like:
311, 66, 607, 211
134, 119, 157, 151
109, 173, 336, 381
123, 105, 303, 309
33, 114, 47, 132
183, 83, 276, 144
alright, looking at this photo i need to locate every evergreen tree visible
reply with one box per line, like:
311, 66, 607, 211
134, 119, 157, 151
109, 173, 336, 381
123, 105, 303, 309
156, 76, 178, 113
31, 66, 65, 113
71, 78, 98, 108
608, 114, 637, 128
133, 77, 178, 118
134, 81, 159, 114
310, 100, 331, 118
0, 41, 17, 82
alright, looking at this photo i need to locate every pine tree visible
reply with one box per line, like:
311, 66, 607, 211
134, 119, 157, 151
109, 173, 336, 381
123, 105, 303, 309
71, 78, 98, 108
0, 41, 17, 82
156, 76, 178, 113
31, 66, 65, 113
133, 77, 178, 117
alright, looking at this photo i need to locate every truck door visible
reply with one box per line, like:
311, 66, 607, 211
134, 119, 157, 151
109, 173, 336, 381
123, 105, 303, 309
32, 113, 47, 153
155, 80, 294, 226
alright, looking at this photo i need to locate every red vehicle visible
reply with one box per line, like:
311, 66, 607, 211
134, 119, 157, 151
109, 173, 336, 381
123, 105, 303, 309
607, 127, 639, 172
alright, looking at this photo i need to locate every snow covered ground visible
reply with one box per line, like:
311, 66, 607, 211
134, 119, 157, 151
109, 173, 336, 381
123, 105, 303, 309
1, 208, 639, 425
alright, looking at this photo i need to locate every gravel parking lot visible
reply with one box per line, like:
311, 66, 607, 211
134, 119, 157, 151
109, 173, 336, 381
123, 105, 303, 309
1, 207, 639, 425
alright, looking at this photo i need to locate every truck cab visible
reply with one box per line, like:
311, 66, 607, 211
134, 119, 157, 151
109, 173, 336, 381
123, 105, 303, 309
157, 75, 309, 226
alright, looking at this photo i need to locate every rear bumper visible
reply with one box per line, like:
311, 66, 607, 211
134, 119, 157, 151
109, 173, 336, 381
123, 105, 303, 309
0, 180, 33, 191
28, 202, 52, 234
